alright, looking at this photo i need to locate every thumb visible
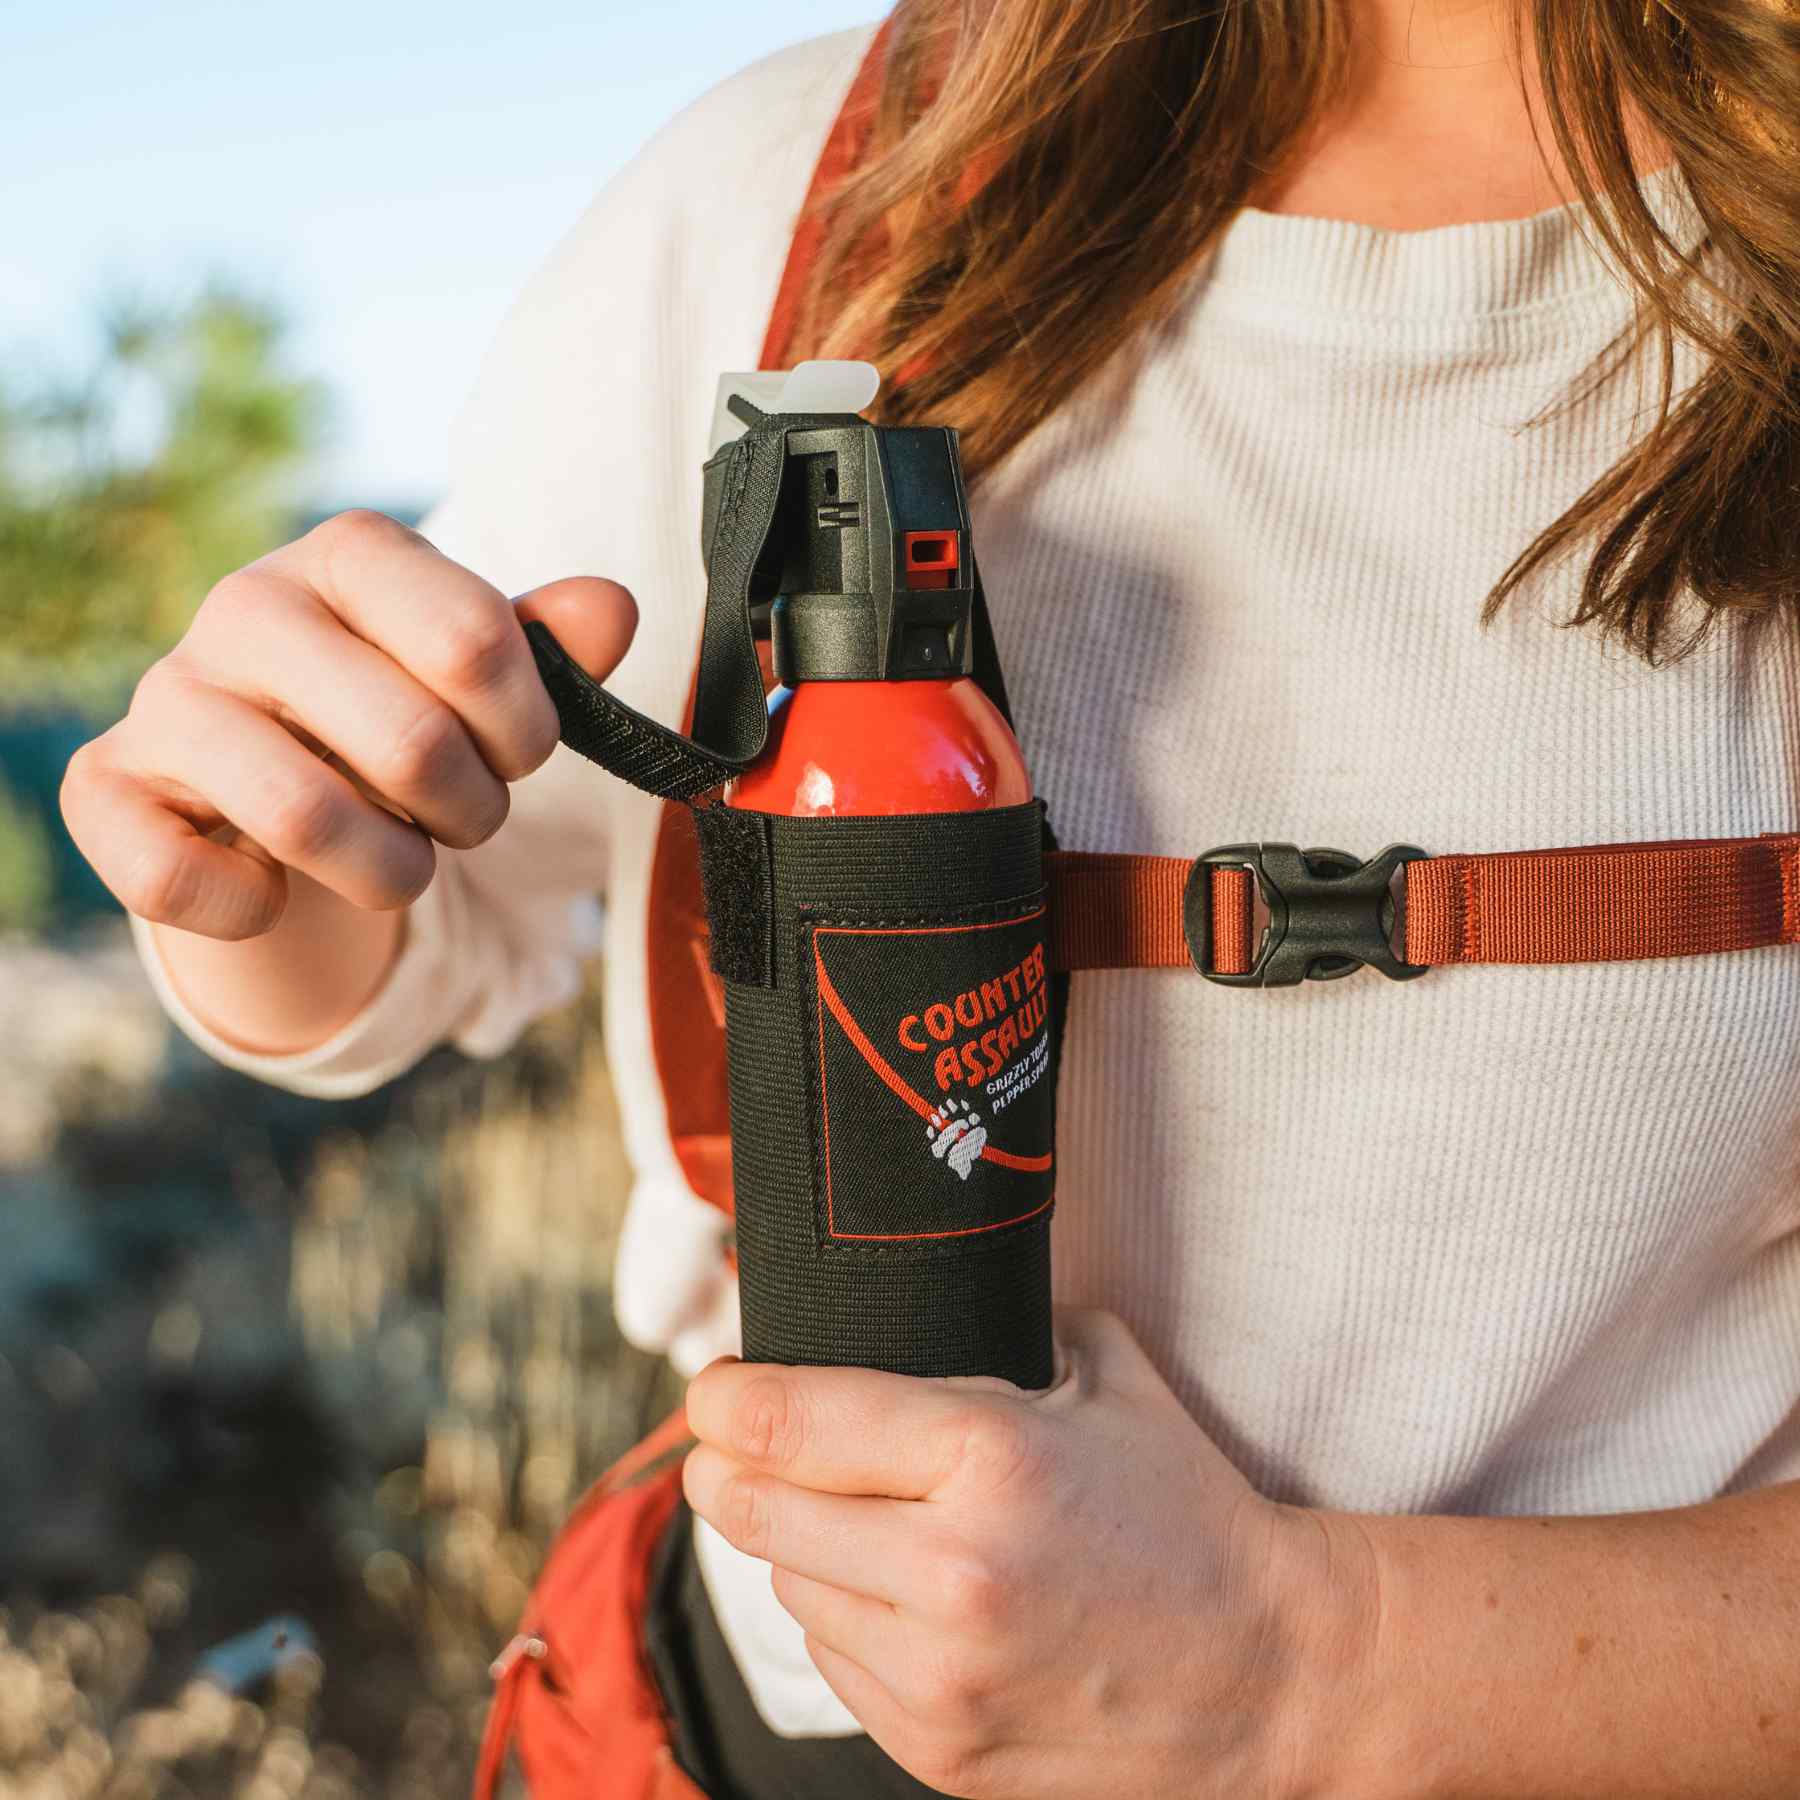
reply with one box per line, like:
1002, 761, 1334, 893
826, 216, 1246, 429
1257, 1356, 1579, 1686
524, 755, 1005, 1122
514, 576, 639, 684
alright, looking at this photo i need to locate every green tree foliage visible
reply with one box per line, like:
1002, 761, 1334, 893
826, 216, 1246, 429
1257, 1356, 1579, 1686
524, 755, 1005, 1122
0, 286, 326, 708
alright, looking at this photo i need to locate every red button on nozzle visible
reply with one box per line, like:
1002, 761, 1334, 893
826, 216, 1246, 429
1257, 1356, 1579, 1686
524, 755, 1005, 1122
902, 530, 959, 590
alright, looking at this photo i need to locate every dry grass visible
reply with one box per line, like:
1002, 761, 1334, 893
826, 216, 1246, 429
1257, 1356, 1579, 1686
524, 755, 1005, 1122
0, 964, 683, 1799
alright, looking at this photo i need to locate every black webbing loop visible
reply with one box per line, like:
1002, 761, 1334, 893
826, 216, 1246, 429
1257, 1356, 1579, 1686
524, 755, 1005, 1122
524, 621, 738, 802
523, 422, 788, 802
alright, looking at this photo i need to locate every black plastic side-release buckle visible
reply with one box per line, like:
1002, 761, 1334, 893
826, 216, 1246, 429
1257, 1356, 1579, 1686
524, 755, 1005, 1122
1183, 842, 1429, 986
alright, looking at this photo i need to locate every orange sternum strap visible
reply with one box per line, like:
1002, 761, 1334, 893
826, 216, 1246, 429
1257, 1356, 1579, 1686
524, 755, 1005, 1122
1046, 834, 1800, 982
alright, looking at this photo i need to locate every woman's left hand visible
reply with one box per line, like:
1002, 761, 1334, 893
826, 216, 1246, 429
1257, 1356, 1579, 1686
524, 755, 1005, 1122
683, 1307, 1368, 1799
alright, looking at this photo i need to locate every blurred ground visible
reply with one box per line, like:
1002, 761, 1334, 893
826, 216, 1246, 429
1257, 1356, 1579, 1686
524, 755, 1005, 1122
0, 923, 681, 1799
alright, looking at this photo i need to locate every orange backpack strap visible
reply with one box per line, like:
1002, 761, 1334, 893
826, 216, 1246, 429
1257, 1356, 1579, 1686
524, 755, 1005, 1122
1048, 833, 1800, 982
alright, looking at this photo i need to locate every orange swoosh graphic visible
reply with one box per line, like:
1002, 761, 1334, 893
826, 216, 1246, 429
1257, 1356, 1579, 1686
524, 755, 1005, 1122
814, 954, 1053, 1174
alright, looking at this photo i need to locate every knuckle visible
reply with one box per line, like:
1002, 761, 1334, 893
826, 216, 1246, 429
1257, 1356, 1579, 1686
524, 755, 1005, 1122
913, 1742, 996, 1800
378, 703, 464, 798
951, 1406, 1035, 1493
935, 1544, 1008, 1631
447, 782, 510, 850
497, 702, 560, 783
127, 654, 187, 721
259, 773, 349, 867
913, 1665, 960, 1723
320, 507, 408, 557
312, 510, 419, 602
767, 1564, 799, 1613
912, 1642, 987, 1725
197, 566, 263, 621
732, 1375, 804, 1469
129, 656, 219, 739
719, 1474, 772, 1557
372, 836, 435, 909
59, 736, 103, 805
430, 602, 519, 699
116, 839, 198, 926
801, 1630, 836, 1685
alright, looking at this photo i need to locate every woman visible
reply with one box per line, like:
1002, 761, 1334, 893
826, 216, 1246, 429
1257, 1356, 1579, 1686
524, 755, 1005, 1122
62, 1, 1800, 1794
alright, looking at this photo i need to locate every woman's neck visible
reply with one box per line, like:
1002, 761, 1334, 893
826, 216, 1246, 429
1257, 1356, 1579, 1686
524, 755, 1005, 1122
1254, 0, 1669, 230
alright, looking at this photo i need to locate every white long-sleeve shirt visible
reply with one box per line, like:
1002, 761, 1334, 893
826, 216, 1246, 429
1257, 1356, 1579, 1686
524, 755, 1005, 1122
137, 24, 1800, 1740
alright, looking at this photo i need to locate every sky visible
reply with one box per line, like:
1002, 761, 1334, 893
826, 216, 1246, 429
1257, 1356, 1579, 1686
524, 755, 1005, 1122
4, 0, 878, 511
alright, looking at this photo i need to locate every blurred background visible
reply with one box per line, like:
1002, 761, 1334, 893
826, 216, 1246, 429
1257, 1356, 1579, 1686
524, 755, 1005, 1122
1, 4, 872, 1793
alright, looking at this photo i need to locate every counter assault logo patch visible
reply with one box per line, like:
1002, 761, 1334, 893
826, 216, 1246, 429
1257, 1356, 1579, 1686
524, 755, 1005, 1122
808, 905, 1056, 1242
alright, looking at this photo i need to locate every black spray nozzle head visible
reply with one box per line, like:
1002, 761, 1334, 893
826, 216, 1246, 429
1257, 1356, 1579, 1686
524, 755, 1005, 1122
701, 407, 976, 684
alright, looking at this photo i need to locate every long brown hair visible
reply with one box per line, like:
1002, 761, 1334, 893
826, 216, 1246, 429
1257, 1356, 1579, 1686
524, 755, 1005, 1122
796, 1, 1800, 664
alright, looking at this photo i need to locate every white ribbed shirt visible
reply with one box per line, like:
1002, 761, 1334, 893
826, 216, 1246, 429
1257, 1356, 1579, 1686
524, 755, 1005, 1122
136, 25, 1800, 1740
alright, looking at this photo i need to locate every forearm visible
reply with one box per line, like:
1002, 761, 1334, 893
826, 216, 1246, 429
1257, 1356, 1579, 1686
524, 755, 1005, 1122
1294, 1481, 1800, 1799
151, 870, 404, 1055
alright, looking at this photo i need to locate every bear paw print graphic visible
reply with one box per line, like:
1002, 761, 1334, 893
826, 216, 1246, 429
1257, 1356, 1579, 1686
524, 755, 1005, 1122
926, 1097, 988, 1180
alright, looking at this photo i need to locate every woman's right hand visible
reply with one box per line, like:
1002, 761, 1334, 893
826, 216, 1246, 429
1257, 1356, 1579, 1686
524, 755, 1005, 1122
62, 508, 637, 941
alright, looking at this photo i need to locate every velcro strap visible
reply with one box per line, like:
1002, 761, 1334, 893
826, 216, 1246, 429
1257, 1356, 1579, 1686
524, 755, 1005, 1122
1047, 834, 1800, 973
527, 621, 743, 801
523, 422, 791, 803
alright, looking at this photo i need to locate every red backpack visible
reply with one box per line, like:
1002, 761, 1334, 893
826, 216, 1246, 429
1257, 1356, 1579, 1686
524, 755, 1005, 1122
474, 1407, 697, 1798
475, 21, 1800, 1794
